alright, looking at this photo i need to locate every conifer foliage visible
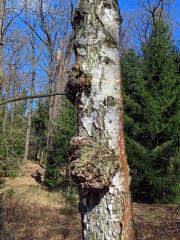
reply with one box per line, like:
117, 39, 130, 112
44, 98, 77, 190
122, 19, 180, 203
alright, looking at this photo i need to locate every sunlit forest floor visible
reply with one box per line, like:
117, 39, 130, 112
0, 161, 81, 240
0, 161, 179, 240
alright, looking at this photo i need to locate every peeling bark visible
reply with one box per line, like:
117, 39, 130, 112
66, 0, 135, 239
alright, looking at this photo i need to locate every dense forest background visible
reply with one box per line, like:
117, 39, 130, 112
0, 0, 179, 204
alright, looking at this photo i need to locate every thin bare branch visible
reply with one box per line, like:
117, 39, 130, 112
19, 16, 48, 46
0, 92, 66, 105
3, 6, 25, 35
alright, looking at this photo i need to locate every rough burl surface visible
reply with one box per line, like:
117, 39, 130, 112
66, 63, 91, 104
68, 137, 119, 189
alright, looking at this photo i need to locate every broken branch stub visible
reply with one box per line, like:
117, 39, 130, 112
68, 137, 119, 189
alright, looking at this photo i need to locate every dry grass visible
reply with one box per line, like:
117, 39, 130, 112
0, 192, 82, 240
2, 160, 45, 188
0, 160, 179, 240
0, 160, 82, 240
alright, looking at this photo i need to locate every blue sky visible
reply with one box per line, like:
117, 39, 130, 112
119, 0, 137, 10
118, 0, 180, 44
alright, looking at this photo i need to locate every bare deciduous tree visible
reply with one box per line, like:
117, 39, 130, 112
20, 1, 73, 163
23, 29, 36, 161
0, 0, 25, 131
130, 0, 175, 44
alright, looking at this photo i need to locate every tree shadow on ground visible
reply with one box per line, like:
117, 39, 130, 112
31, 170, 42, 184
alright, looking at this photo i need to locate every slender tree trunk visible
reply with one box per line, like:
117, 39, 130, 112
0, 42, 3, 105
45, 51, 56, 165
46, 96, 54, 152
66, 1, 135, 239
24, 99, 32, 161
0, 43, 2, 98
51, 40, 73, 123
10, 103, 15, 122
10, 64, 17, 123
49, 37, 74, 139
46, 43, 72, 156
0, 0, 5, 125
2, 102, 7, 131
44, 41, 73, 179
24, 33, 36, 161
51, 47, 64, 121
2, 78, 10, 132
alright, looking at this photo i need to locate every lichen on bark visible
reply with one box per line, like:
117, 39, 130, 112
66, 0, 135, 239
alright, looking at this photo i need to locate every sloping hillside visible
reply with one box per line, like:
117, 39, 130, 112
0, 160, 179, 240
0, 160, 81, 240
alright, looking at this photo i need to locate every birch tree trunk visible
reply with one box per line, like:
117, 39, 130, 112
66, 1, 135, 239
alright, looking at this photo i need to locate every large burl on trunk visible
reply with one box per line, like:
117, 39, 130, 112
68, 137, 119, 189
66, 0, 135, 239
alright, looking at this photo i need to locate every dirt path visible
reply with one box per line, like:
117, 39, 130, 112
0, 160, 82, 240
3, 160, 45, 189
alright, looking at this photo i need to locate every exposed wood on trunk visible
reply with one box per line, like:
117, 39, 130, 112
51, 36, 74, 122
51, 47, 64, 122
66, 0, 135, 239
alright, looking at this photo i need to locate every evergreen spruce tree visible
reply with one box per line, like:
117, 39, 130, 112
44, 97, 77, 190
32, 98, 77, 191
32, 100, 49, 160
123, 20, 180, 203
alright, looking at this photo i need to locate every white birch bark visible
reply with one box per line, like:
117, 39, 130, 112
66, 1, 135, 239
